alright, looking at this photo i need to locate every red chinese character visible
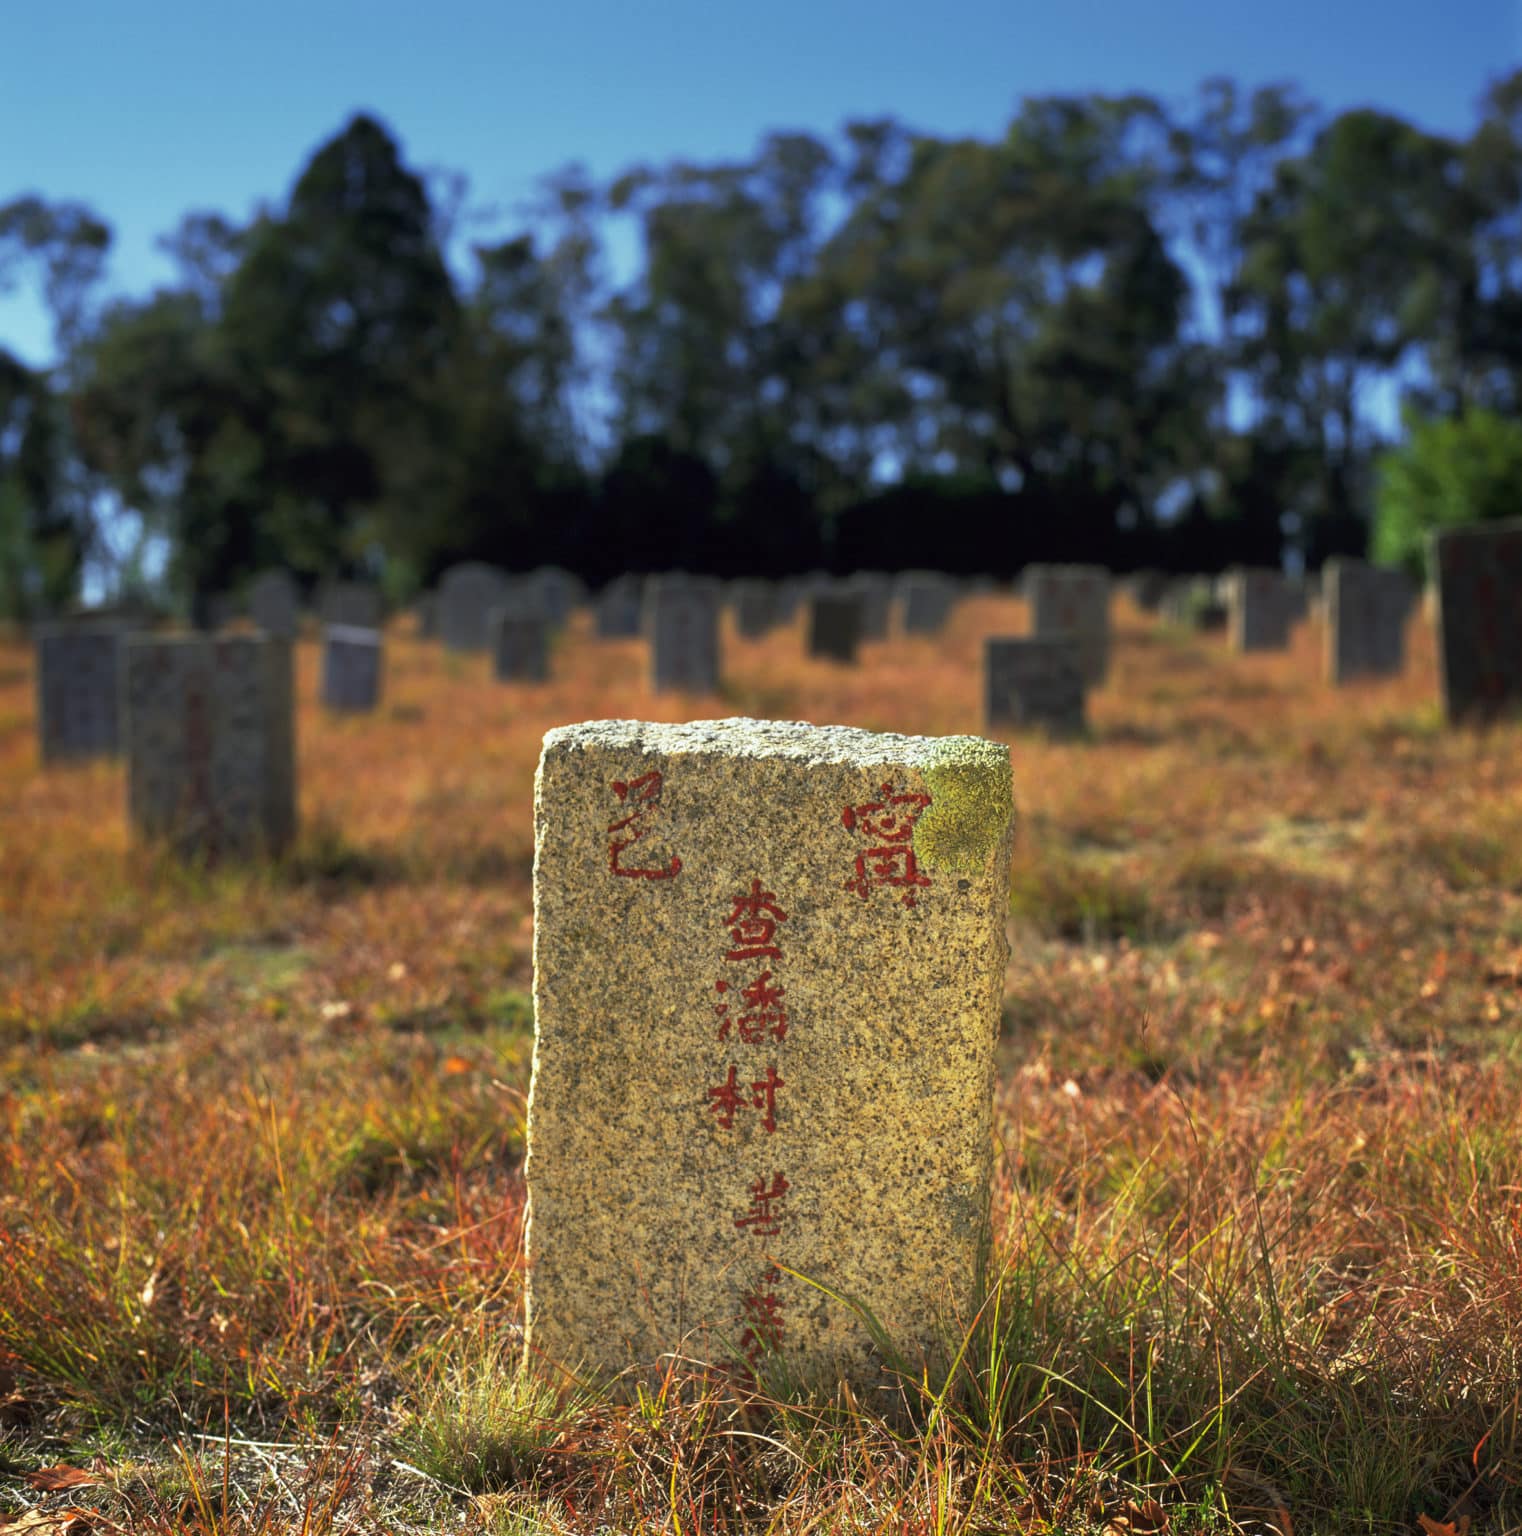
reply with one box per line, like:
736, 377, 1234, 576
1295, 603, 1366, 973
608, 771, 682, 880
725, 879, 787, 960
739, 1268, 784, 1364
842, 782, 932, 907
715, 972, 787, 1042
734, 1171, 789, 1235
708, 1064, 784, 1132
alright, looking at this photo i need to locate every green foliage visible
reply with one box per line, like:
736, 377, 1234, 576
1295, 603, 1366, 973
1373, 407, 1522, 578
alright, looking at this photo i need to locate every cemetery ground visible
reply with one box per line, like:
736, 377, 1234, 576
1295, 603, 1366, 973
1, 596, 1519, 1536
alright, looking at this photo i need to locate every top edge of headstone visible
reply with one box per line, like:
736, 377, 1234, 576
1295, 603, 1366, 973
324, 623, 383, 641
1432, 517, 1522, 546
542, 717, 1005, 771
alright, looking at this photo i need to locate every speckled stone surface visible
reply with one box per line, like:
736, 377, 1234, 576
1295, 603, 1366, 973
124, 635, 295, 858
35, 625, 124, 764
1025, 565, 1111, 684
321, 625, 383, 712
984, 637, 1085, 735
1433, 520, 1522, 722
526, 718, 1014, 1387
1323, 559, 1412, 685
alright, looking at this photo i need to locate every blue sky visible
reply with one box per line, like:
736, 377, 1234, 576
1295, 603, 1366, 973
2, 0, 1517, 365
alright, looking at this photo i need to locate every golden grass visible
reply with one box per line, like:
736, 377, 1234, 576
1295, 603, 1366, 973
1, 596, 1519, 1533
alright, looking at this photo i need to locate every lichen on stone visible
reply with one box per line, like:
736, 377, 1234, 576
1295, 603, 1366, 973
913, 736, 1013, 874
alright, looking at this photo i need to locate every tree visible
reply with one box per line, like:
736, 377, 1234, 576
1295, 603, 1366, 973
1373, 407, 1522, 578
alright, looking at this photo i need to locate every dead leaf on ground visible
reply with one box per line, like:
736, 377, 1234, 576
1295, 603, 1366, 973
0, 1509, 98, 1533
1417, 1516, 1471, 1536
22, 1468, 98, 1493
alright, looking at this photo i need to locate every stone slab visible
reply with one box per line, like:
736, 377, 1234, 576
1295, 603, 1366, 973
895, 572, 957, 635
491, 608, 550, 682
526, 718, 1014, 1387
1025, 564, 1111, 684
124, 634, 295, 858
35, 625, 124, 764
249, 570, 300, 639
439, 562, 511, 653
984, 637, 1086, 735
1433, 520, 1522, 722
321, 624, 383, 711
595, 575, 644, 639
1323, 558, 1412, 685
1225, 568, 1294, 653
645, 576, 721, 694
806, 594, 862, 664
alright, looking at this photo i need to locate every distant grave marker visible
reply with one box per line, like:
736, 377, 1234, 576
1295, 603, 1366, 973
1432, 519, 1522, 722
729, 580, 778, 640
844, 572, 892, 640
35, 624, 124, 764
1225, 568, 1294, 653
645, 576, 721, 694
526, 718, 1013, 1384
438, 563, 510, 652
595, 575, 644, 639
319, 580, 383, 631
124, 635, 295, 858
1323, 558, 1412, 685
896, 571, 957, 635
806, 593, 863, 664
491, 607, 550, 682
321, 625, 383, 712
527, 566, 586, 629
1025, 564, 1111, 684
249, 570, 300, 638
984, 637, 1086, 736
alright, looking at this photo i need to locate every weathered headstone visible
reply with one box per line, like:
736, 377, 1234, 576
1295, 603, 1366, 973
1432, 519, 1522, 722
35, 624, 124, 764
806, 593, 863, 664
319, 580, 383, 631
321, 625, 383, 712
730, 580, 778, 640
491, 607, 550, 682
526, 567, 586, 629
645, 576, 721, 694
438, 563, 511, 652
595, 575, 644, 639
844, 572, 892, 640
984, 638, 1086, 735
249, 570, 300, 639
1025, 564, 1111, 685
1323, 558, 1412, 685
526, 718, 1014, 1385
896, 571, 957, 635
124, 634, 295, 858
1225, 567, 1294, 653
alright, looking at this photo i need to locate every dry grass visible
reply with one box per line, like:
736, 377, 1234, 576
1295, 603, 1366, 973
1, 597, 1519, 1533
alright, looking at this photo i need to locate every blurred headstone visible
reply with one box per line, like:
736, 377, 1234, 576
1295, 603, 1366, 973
1225, 568, 1294, 653
319, 580, 383, 631
646, 575, 721, 694
1323, 558, 1412, 685
438, 562, 511, 653
526, 718, 1013, 1384
321, 625, 383, 712
896, 571, 957, 635
730, 580, 778, 640
844, 572, 892, 640
595, 575, 644, 639
807, 593, 863, 664
984, 637, 1086, 736
35, 624, 124, 764
526, 566, 586, 629
124, 634, 296, 858
1432, 519, 1522, 723
491, 607, 550, 682
1025, 565, 1111, 685
249, 570, 300, 639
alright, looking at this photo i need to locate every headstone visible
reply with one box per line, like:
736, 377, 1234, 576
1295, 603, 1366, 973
645, 576, 721, 694
1225, 568, 1294, 653
438, 563, 511, 653
772, 578, 806, 625
526, 718, 1014, 1385
1323, 559, 1412, 685
319, 580, 383, 631
35, 624, 124, 764
321, 625, 383, 712
1432, 519, 1522, 723
896, 571, 957, 635
207, 592, 242, 631
730, 580, 778, 640
491, 607, 550, 682
1025, 565, 1111, 685
595, 576, 644, 639
526, 567, 586, 629
249, 570, 300, 639
844, 573, 892, 640
984, 638, 1086, 735
806, 593, 863, 664
123, 634, 296, 858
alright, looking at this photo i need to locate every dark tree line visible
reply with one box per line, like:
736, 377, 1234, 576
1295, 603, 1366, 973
5, 71, 1522, 616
